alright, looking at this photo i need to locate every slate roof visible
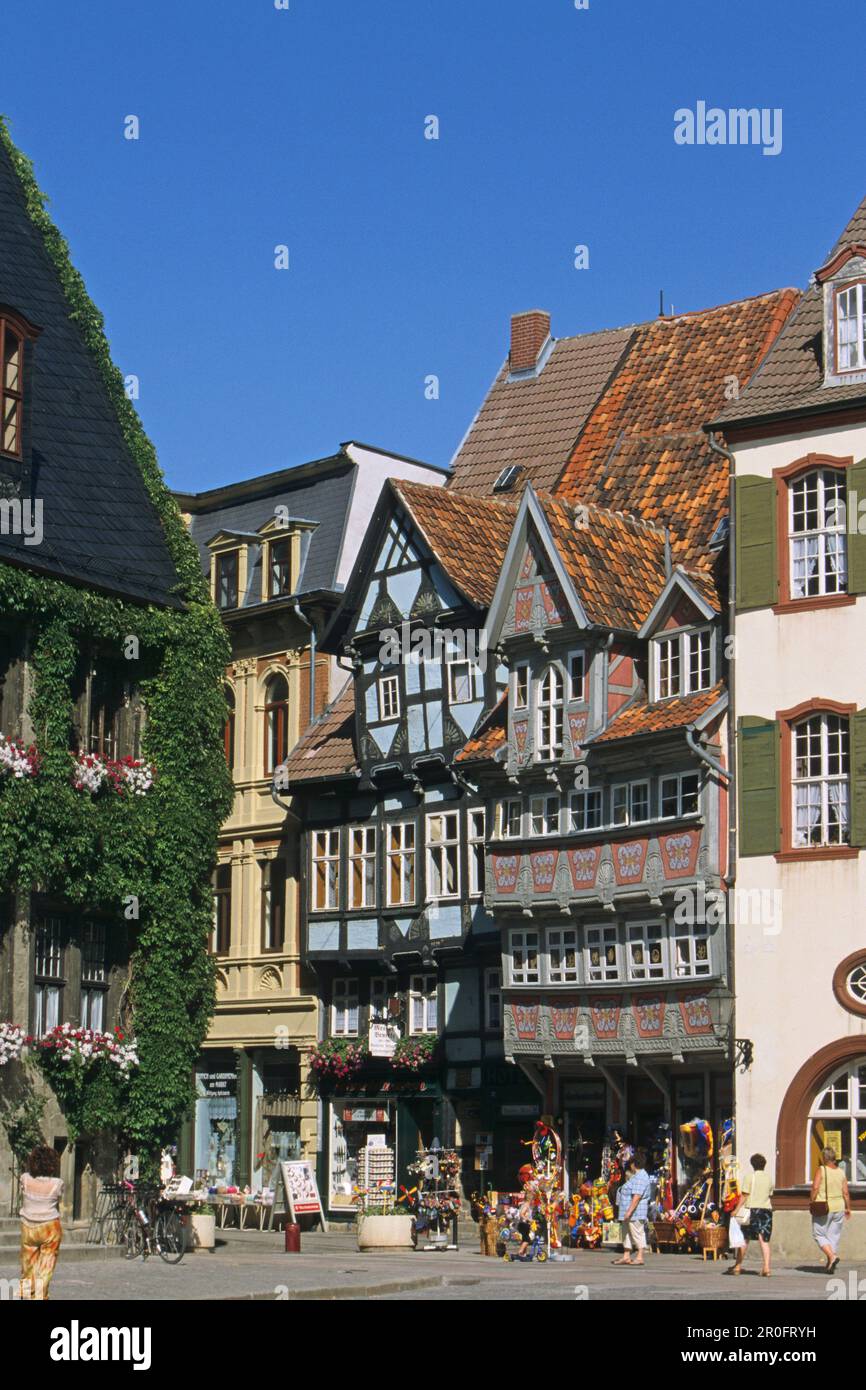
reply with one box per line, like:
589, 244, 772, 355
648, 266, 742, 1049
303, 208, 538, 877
557, 289, 800, 567
713, 196, 866, 428
590, 683, 726, 744
280, 680, 358, 785
447, 326, 633, 496
535, 492, 671, 630
391, 480, 517, 607
178, 452, 356, 601
0, 133, 182, 606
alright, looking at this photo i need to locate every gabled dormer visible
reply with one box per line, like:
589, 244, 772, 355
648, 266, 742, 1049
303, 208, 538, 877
816, 244, 866, 386
207, 530, 248, 611
638, 567, 721, 703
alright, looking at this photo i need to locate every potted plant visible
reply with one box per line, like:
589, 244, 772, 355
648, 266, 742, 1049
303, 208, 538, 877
190, 1202, 216, 1252
356, 1193, 414, 1250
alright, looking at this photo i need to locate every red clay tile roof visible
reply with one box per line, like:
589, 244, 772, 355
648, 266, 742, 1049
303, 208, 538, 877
535, 492, 670, 630
455, 693, 507, 764
715, 197, 866, 427
447, 326, 634, 496
555, 289, 800, 567
279, 680, 358, 785
392, 479, 517, 606
591, 683, 726, 743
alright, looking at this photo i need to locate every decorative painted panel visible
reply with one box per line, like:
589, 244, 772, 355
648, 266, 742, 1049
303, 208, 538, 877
502, 989, 727, 1058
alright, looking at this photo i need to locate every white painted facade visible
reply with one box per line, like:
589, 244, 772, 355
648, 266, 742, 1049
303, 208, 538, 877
733, 417, 866, 1257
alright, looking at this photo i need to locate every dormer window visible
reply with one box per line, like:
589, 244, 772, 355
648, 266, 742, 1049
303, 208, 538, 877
268, 538, 292, 598
654, 627, 712, 701
2, 318, 23, 457
836, 281, 866, 373
215, 550, 239, 610
0, 308, 40, 463
537, 665, 564, 759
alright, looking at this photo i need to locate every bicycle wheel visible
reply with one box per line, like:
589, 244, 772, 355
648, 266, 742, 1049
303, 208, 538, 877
155, 1208, 186, 1264
124, 1220, 146, 1260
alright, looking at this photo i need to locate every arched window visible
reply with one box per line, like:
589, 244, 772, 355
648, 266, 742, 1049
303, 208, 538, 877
264, 673, 289, 774
1, 317, 24, 458
537, 665, 564, 760
224, 685, 236, 769
791, 711, 850, 847
788, 467, 847, 599
808, 1060, 866, 1184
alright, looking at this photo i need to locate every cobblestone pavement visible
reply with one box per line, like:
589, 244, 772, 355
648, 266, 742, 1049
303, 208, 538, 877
0, 1228, 855, 1301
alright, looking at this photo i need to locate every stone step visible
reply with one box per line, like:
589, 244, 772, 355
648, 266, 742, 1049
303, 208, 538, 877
0, 1240, 124, 1262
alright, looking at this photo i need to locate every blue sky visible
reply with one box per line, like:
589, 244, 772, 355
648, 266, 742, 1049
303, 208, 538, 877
3, 0, 862, 490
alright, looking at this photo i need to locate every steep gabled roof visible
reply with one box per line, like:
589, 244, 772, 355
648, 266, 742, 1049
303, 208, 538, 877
389, 479, 517, 607
535, 492, 671, 631
714, 196, 866, 429
0, 126, 183, 607
454, 692, 507, 764
555, 289, 800, 566
447, 325, 634, 496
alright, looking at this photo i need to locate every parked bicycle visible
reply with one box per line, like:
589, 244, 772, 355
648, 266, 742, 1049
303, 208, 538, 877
121, 1180, 187, 1264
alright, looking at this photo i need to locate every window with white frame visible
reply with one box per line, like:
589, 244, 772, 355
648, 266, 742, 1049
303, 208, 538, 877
312, 828, 341, 911
530, 793, 560, 836
370, 976, 391, 1022
80, 920, 108, 1031
348, 825, 377, 909
659, 771, 700, 819
789, 469, 847, 599
377, 673, 400, 720
448, 659, 482, 705
836, 282, 866, 373
568, 650, 586, 702
426, 810, 460, 899
537, 666, 564, 759
568, 787, 603, 831
626, 921, 665, 981
672, 919, 711, 978
386, 820, 416, 905
548, 927, 579, 983
792, 712, 850, 847
33, 916, 65, 1037
655, 628, 712, 699
497, 798, 523, 839
409, 974, 438, 1034
686, 629, 711, 692
611, 780, 650, 827
585, 924, 620, 982
468, 808, 485, 896
332, 978, 359, 1036
484, 967, 502, 1031
656, 635, 681, 699
514, 664, 529, 709
509, 929, 540, 984
808, 1060, 866, 1183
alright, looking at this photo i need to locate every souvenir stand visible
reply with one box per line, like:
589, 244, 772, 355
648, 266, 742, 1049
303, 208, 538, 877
402, 1144, 461, 1251
651, 1117, 732, 1256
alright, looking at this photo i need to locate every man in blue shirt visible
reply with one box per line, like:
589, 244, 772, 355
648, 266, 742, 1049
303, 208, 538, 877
613, 1151, 651, 1266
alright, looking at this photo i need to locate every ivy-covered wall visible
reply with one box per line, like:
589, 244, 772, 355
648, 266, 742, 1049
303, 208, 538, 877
0, 118, 233, 1162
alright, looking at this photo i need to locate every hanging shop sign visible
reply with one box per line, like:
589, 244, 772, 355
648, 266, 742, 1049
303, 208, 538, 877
368, 1022, 398, 1058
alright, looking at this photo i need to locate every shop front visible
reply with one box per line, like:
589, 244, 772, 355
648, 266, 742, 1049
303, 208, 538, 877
180, 1045, 302, 1191
321, 1076, 443, 1217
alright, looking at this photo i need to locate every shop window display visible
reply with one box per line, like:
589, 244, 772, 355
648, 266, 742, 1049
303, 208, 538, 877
329, 1101, 396, 1209
194, 1064, 238, 1185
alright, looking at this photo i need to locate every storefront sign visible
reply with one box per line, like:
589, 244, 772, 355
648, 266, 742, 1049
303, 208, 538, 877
278, 1160, 327, 1230
197, 1071, 236, 1097
501, 1104, 537, 1117
369, 1022, 398, 1058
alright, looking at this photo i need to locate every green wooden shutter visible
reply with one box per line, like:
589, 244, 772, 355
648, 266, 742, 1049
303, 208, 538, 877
735, 476, 777, 611
849, 708, 866, 847
846, 459, 866, 596
738, 716, 780, 856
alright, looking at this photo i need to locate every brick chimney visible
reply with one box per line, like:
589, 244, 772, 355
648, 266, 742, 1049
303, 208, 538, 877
509, 310, 551, 373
